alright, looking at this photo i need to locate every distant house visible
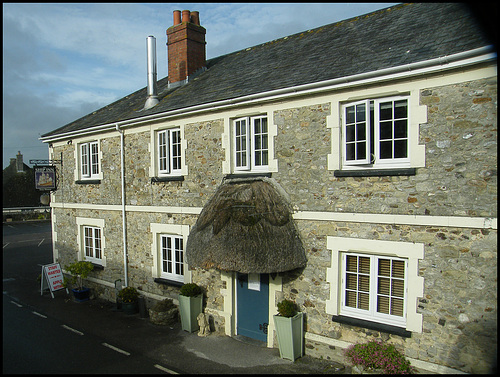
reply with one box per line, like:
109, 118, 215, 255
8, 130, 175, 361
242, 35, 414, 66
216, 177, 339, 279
2, 151, 40, 208
40, 4, 497, 373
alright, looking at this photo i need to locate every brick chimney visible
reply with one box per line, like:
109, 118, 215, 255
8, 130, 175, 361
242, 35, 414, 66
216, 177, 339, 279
166, 10, 206, 87
16, 151, 24, 173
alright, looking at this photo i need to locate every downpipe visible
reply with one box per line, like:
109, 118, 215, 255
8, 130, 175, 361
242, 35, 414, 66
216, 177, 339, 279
115, 124, 128, 287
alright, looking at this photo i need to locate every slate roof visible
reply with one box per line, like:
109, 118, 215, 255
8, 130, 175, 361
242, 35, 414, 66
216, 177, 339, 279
42, 3, 493, 140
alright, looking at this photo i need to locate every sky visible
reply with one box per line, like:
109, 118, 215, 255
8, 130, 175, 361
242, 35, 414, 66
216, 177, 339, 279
2, 2, 398, 169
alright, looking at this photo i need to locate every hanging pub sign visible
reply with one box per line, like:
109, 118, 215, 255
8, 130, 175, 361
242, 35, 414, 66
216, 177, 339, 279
34, 166, 57, 191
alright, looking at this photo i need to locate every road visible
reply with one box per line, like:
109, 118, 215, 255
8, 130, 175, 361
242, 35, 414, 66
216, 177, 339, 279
2, 222, 169, 374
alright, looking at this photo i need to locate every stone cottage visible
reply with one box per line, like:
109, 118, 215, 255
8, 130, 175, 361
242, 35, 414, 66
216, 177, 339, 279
40, 4, 497, 373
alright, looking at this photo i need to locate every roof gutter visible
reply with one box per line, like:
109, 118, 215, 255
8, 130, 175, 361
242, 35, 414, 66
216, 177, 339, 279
40, 45, 496, 143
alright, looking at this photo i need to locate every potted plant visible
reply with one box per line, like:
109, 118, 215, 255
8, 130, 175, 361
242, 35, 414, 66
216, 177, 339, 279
65, 260, 94, 302
149, 298, 178, 326
178, 283, 203, 332
118, 286, 139, 315
273, 298, 304, 361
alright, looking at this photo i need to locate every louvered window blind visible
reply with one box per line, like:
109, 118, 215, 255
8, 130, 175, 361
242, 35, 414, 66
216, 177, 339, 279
342, 253, 407, 327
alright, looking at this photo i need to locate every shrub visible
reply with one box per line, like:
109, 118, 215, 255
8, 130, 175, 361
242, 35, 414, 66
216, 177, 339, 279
277, 299, 299, 318
118, 287, 139, 303
180, 283, 203, 297
65, 261, 94, 291
344, 340, 415, 374
152, 298, 176, 312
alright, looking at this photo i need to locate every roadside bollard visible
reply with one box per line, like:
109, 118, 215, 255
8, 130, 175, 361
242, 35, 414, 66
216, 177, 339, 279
138, 295, 148, 318
113, 279, 122, 311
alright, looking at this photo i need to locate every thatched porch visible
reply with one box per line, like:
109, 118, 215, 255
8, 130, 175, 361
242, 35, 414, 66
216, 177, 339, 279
185, 177, 307, 274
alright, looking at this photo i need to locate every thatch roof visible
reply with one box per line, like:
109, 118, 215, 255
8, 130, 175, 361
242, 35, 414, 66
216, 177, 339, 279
185, 178, 307, 274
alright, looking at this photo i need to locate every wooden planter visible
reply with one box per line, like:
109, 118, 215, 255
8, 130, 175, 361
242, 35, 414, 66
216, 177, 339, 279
273, 312, 304, 361
178, 294, 203, 332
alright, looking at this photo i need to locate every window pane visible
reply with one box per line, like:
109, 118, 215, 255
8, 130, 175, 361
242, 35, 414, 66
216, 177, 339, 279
378, 277, 390, 295
394, 100, 407, 119
346, 255, 358, 272
394, 140, 407, 158
358, 275, 370, 292
379, 102, 392, 120
358, 292, 370, 310
346, 125, 355, 142
356, 105, 366, 122
380, 141, 392, 159
261, 118, 268, 133
356, 123, 366, 140
357, 142, 366, 160
391, 279, 405, 297
378, 259, 391, 276
391, 298, 404, 317
346, 144, 355, 161
394, 120, 407, 139
346, 290, 357, 308
346, 273, 357, 290
379, 121, 393, 140
377, 296, 390, 314
392, 260, 405, 279
359, 257, 370, 274
346, 106, 355, 124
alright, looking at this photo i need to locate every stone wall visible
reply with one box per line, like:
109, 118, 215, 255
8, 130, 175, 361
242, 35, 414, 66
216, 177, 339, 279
50, 75, 496, 373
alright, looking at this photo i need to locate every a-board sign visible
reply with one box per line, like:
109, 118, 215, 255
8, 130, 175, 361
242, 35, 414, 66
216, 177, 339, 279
41, 263, 68, 298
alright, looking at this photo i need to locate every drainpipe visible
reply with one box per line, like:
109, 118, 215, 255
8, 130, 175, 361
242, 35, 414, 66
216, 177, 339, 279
115, 124, 128, 287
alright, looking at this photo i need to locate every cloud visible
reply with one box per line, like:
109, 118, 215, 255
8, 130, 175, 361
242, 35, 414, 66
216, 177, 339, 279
2, 2, 395, 168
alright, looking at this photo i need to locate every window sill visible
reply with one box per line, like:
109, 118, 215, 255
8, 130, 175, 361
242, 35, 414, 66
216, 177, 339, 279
154, 277, 184, 287
333, 168, 416, 177
151, 176, 184, 183
332, 315, 411, 338
76, 179, 101, 184
225, 172, 272, 180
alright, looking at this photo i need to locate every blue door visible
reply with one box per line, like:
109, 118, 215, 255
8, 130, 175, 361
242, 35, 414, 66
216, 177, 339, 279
236, 273, 269, 342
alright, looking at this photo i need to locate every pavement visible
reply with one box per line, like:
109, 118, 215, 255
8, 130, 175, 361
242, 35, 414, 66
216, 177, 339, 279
4, 273, 350, 374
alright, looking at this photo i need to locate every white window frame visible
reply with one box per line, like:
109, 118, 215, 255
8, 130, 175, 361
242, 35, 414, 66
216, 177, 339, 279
340, 252, 408, 328
157, 128, 182, 176
233, 115, 269, 172
159, 234, 184, 282
83, 226, 103, 265
326, 237, 424, 333
80, 141, 100, 179
151, 223, 191, 283
341, 95, 410, 169
76, 217, 106, 267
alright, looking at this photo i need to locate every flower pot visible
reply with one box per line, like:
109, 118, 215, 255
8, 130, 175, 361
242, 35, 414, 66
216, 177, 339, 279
122, 301, 138, 315
72, 287, 90, 302
178, 294, 203, 332
273, 312, 304, 361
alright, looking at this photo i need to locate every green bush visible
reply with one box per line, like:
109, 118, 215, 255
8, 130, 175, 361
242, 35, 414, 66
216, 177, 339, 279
344, 340, 415, 374
277, 299, 299, 318
65, 261, 94, 291
118, 287, 139, 303
180, 283, 203, 297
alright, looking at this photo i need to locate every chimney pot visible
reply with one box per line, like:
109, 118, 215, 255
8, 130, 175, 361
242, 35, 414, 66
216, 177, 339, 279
191, 11, 200, 25
173, 10, 181, 25
182, 10, 190, 23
